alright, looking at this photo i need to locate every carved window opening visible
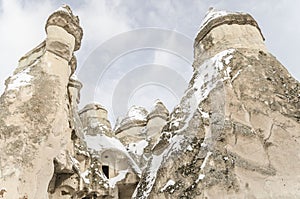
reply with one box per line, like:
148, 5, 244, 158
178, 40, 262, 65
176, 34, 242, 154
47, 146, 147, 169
102, 165, 109, 178
61, 190, 69, 195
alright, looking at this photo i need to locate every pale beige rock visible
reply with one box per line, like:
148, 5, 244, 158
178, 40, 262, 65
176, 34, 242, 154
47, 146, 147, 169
134, 9, 300, 199
1, 6, 299, 199
0, 5, 82, 199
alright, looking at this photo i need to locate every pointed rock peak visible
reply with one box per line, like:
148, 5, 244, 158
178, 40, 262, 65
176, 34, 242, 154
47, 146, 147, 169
79, 103, 107, 115
69, 74, 83, 90
46, 5, 83, 51
154, 99, 166, 106
113, 106, 148, 134
195, 8, 264, 45
56, 4, 73, 15
126, 105, 148, 121
148, 99, 169, 120
200, 8, 243, 29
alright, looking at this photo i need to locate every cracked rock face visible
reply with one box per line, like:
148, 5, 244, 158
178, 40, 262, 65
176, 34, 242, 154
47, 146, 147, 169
0, 6, 299, 199
0, 5, 83, 199
134, 9, 300, 199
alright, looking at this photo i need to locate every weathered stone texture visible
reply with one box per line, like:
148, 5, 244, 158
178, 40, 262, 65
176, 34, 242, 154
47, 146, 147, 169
0, 5, 82, 199
0, 6, 299, 199
134, 9, 300, 199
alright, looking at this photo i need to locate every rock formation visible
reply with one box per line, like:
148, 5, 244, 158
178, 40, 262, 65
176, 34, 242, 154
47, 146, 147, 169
0, 6, 299, 199
134, 9, 300, 199
0, 5, 82, 199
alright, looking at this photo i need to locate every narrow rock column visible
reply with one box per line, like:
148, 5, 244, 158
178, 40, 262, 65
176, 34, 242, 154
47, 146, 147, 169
0, 6, 82, 199
79, 103, 112, 136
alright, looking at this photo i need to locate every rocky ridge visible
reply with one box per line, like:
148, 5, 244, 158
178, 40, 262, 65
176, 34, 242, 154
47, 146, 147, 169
0, 6, 299, 199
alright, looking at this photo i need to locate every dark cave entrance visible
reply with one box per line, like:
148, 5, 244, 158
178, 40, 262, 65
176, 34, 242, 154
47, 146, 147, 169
102, 165, 109, 178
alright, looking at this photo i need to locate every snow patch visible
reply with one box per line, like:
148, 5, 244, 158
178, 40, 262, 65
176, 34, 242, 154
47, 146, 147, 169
186, 145, 193, 151
55, 5, 71, 14
231, 69, 242, 82
108, 169, 128, 188
127, 105, 148, 121
135, 49, 235, 198
85, 134, 126, 152
201, 151, 212, 170
195, 151, 212, 183
224, 55, 233, 65
198, 108, 209, 119
172, 121, 180, 128
114, 105, 148, 131
90, 120, 109, 132
84, 134, 141, 175
197, 8, 246, 36
160, 179, 175, 192
175, 49, 235, 133
128, 140, 148, 156
196, 174, 205, 183
136, 135, 185, 198
7, 68, 33, 91
81, 170, 90, 184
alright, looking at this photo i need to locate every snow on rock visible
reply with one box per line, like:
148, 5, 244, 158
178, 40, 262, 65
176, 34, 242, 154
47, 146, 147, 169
127, 105, 148, 121
173, 48, 235, 134
231, 69, 243, 82
160, 179, 175, 192
81, 170, 90, 184
195, 151, 212, 183
192, 49, 235, 103
84, 134, 141, 175
198, 108, 209, 119
148, 99, 169, 119
89, 120, 110, 133
55, 4, 73, 15
224, 55, 233, 65
108, 169, 128, 188
85, 134, 126, 152
186, 145, 193, 151
113, 105, 148, 132
198, 8, 246, 34
7, 68, 33, 91
200, 151, 212, 170
135, 49, 236, 198
195, 174, 205, 183
128, 140, 149, 156
135, 135, 185, 198
70, 73, 79, 80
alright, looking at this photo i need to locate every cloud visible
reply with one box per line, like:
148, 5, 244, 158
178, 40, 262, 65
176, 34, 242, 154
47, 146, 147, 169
74, 0, 133, 68
0, 0, 54, 94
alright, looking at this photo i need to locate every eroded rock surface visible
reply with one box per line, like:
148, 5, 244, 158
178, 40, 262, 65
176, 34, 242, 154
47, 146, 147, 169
0, 6, 299, 199
134, 9, 300, 199
0, 5, 82, 199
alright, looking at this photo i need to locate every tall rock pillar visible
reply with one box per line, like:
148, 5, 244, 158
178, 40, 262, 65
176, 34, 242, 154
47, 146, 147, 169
0, 6, 82, 199
134, 9, 300, 199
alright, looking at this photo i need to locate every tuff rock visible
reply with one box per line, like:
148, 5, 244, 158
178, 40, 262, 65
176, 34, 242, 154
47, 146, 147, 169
0, 6, 299, 199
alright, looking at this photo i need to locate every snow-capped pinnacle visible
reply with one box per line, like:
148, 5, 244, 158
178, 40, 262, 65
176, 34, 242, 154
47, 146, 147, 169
55, 4, 73, 15
46, 5, 83, 51
113, 105, 148, 134
148, 99, 169, 120
79, 103, 107, 115
199, 8, 247, 31
126, 105, 148, 121
195, 8, 264, 46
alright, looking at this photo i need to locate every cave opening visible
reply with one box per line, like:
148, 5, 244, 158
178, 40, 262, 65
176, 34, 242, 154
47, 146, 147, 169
102, 165, 109, 178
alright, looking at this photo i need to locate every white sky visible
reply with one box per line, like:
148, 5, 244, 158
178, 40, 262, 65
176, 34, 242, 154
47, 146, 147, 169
0, 0, 299, 122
